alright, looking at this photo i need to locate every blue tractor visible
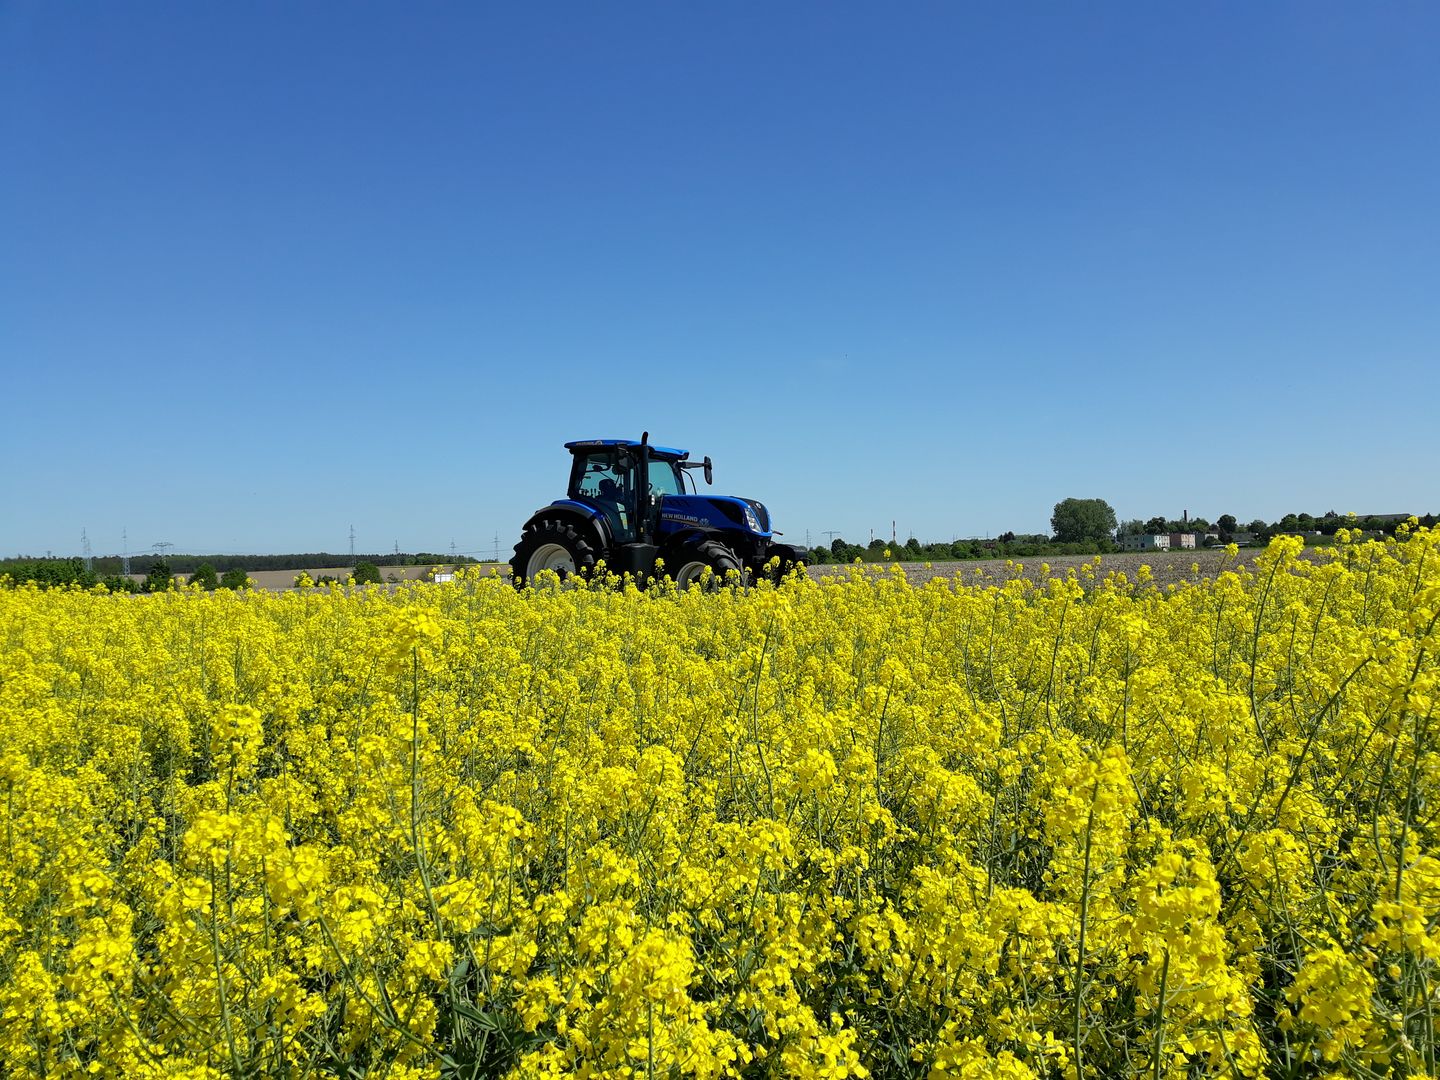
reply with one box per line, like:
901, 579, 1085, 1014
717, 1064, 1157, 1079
511, 433, 807, 587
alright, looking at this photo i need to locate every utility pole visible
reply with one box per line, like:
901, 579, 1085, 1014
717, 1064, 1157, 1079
122, 527, 130, 576
82, 528, 92, 572
349, 524, 356, 559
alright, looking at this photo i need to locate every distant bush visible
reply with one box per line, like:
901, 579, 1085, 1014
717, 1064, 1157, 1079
189, 563, 218, 591
219, 568, 250, 590
352, 561, 383, 585
142, 561, 174, 593
0, 558, 96, 590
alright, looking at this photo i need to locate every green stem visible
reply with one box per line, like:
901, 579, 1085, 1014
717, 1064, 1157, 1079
1074, 790, 1097, 1080
410, 648, 443, 931
1152, 947, 1170, 1080
210, 866, 243, 1075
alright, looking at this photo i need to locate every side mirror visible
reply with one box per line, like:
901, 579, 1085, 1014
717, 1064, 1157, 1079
703, 456, 713, 485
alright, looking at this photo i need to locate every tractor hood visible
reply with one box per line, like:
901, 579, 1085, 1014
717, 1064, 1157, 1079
658, 495, 772, 537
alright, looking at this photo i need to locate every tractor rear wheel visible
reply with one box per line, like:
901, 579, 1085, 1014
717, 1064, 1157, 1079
671, 539, 743, 590
511, 518, 599, 588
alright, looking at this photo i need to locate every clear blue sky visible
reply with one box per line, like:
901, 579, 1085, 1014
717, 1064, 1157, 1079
3, 4, 1436, 559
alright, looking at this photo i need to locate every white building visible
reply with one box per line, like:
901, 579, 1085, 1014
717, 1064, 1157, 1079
1121, 534, 1171, 552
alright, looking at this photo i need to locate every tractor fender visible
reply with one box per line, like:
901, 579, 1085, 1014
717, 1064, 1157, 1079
661, 527, 768, 571
658, 526, 719, 555
525, 502, 613, 552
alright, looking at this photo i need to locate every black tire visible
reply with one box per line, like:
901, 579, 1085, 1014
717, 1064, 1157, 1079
510, 518, 599, 588
669, 538, 743, 591
763, 543, 809, 584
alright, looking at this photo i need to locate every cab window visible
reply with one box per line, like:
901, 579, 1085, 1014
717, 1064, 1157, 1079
575, 451, 628, 501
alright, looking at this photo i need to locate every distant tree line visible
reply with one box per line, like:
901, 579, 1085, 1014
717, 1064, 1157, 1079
1117, 510, 1437, 542
1, 551, 478, 592
72, 552, 479, 576
808, 534, 1117, 565
806, 501, 1438, 565
0, 557, 250, 593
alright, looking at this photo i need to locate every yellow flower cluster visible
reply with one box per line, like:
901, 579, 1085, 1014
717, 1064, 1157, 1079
2, 526, 1439, 1078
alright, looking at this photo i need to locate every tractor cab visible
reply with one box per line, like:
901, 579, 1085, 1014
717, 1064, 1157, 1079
566, 439, 688, 543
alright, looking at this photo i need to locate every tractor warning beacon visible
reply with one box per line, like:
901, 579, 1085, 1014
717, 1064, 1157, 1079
511, 433, 807, 587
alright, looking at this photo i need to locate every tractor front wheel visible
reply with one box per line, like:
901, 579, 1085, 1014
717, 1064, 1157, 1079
511, 518, 598, 588
671, 539, 743, 590
756, 543, 808, 584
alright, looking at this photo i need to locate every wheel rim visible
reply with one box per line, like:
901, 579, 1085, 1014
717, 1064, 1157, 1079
527, 543, 576, 579
674, 561, 711, 589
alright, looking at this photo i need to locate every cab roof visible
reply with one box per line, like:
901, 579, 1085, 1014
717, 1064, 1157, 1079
564, 438, 688, 460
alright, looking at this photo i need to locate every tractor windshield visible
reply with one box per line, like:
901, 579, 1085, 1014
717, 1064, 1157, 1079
648, 460, 683, 497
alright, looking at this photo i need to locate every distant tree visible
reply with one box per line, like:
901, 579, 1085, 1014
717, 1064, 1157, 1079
142, 561, 173, 593
808, 546, 831, 564
101, 574, 139, 593
905, 537, 922, 557
1144, 516, 1169, 534
1247, 519, 1268, 536
1052, 498, 1118, 544
353, 561, 383, 585
1117, 519, 1146, 537
830, 537, 849, 558
1217, 514, 1238, 535
219, 568, 249, 590
190, 563, 218, 590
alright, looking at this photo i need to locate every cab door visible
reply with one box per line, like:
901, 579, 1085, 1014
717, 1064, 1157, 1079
570, 450, 636, 542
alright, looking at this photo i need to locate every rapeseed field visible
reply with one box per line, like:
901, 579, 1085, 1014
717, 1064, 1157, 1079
2, 528, 1437, 1079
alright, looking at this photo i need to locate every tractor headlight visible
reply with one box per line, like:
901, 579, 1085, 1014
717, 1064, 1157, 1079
743, 505, 761, 532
